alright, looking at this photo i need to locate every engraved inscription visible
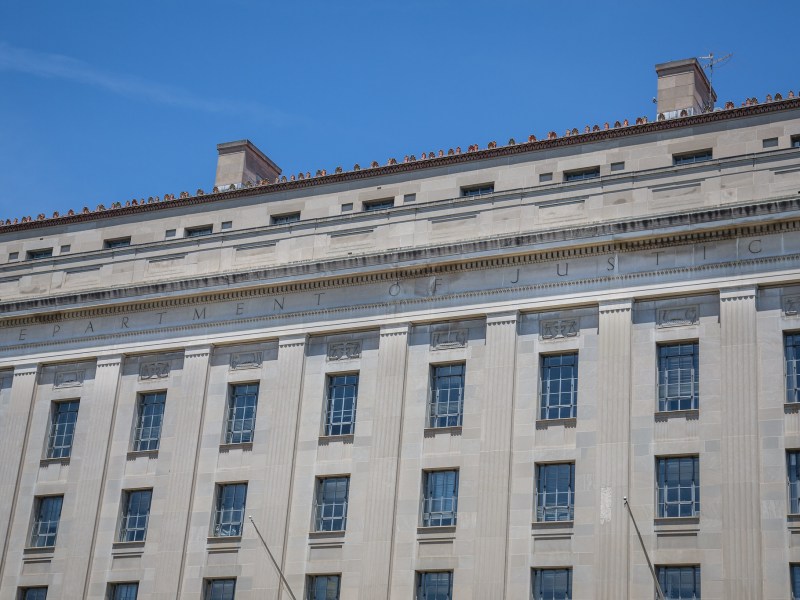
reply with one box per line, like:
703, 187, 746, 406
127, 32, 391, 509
785, 296, 800, 316
431, 329, 467, 350
230, 351, 263, 370
55, 369, 85, 388
540, 319, 578, 340
327, 341, 361, 361
139, 361, 170, 380
657, 305, 699, 328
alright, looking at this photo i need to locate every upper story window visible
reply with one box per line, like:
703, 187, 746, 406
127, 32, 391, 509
656, 456, 699, 518
536, 463, 575, 522
109, 583, 139, 600
213, 483, 247, 537
429, 364, 465, 428
421, 470, 458, 527
133, 392, 165, 452
792, 564, 800, 600
314, 476, 350, 532
119, 489, 152, 542
204, 579, 236, 600
47, 400, 79, 459
185, 225, 213, 237
416, 572, 453, 600
29, 495, 63, 548
460, 183, 494, 197
792, 135, 800, 148
18, 588, 48, 600
271, 212, 301, 225
363, 198, 395, 212
324, 374, 359, 436
657, 342, 699, 412
788, 451, 800, 514
656, 565, 700, 600
306, 575, 341, 600
225, 383, 259, 444
27, 248, 53, 260
540, 353, 578, 420
786, 333, 800, 404
104, 237, 131, 249
673, 149, 712, 166
564, 167, 600, 182
532, 568, 572, 600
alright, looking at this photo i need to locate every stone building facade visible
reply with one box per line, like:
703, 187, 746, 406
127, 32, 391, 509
0, 59, 799, 599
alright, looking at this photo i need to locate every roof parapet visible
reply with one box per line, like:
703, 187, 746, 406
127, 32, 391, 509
214, 140, 281, 190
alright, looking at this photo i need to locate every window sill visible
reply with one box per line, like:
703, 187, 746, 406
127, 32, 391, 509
653, 516, 700, 531
785, 402, 800, 413
308, 530, 346, 540
219, 441, 253, 452
39, 457, 70, 467
318, 434, 354, 445
787, 513, 800, 526
207, 535, 242, 551
423, 425, 462, 437
308, 530, 345, 548
655, 409, 699, 421
535, 417, 577, 429
112, 540, 145, 555
23, 545, 55, 556
126, 449, 158, 460
417, 525, 456, 542
531, 520, 574, 530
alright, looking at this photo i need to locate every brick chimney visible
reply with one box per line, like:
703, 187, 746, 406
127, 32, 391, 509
214, 140, 281, 189
655, 58, 716, 118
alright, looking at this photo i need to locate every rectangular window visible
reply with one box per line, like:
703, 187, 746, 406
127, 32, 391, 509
132, 392, 165, 452
324, 374, 358, 436
416, 572, 453, 600
532, 568, 572, 600
104, 237, 131, 249
204, 579, 236, 600
673, 149, 712, 166
19, 588, 47, 600
657, 342, 699, 412
314, 477, 349, 532
47, 400, 79, 459
213, 483, 247, 537
564, 167, 599, 182
29, 495, 63, 547
762, 137, 779, 149
540, 353, 578, 420
788, 451, 800, 514
421, 470, 458, 527
656, 565, 700, 599
656, 456, 700, 518
185, 225, 213, 237
271, 212, 301, 225
363, 198, 394, 211
610, 161, 625, 171
792, 135, 800, 148
109, 582, 139, 600
27, 248, 53, 260
225, 383, 259, 444
787, 333, 800, 403
119, 490, 152, 542
792, 564, 800, 600
429, 364, 465, 428
306, 575, 341, 600
536, 463, 575, 522
460, 184, 494, 197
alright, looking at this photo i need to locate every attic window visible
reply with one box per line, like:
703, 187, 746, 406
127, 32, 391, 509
673, 149, 712, 166
185, 225, 213, 238
271, 212, 301, 225
104, 237, 131, 249
460, 184, 494, 197
792, 135, 800, 148
564, 167, 600, 182
363, 198, 394, 211
27, 248, 53, 260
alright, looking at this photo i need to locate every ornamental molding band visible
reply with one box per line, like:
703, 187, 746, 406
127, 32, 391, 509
784, 295, 800, 316
431, 329, 468, 350
139, 361, 170, 380
657, 305, 699, 328
230, 351, 263, 370
540, 319, 579, 340
54, 368, 85, 388
327, 341, 361, 361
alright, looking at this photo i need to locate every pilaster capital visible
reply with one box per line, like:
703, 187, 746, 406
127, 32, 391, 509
278, 333, 307, 348
96, 354, 123, 368
13, 364, 39, 377
380, 323, 410, 337
486, 310, 519, 326
184, 345, 213, 359
719, 285, 757, 302
599, 299, 633, 314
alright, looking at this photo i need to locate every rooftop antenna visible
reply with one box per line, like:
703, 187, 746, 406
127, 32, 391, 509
698, 51, 732, 87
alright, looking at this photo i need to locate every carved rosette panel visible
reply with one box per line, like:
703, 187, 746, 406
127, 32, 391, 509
784, 296, 800, 317
230, 351, 263, 370
431, 329, 467, 350
54, 369, 85, 388
540, 319, 579, 340
657, 305, 699, 328
139, 361, 170, 380
327, 341, 362, 361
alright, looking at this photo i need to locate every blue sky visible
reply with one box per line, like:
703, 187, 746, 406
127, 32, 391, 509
1, 0, 798, 218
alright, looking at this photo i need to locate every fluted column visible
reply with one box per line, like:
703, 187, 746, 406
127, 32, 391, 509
473, 311, 518, 598
594, 300, 633, 600
719, 287, 762, 598
359, 324, 409, 598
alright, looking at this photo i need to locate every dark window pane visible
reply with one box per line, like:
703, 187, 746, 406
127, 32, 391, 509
416, 572, 452, 600
112, 583, 139, 600
536, 464, 575, 522
540, 354, 578, 420
325, 375, 358, 436
422, 471, 458, 527
657, 457, 700, 518
657, 566, 700, 600
429, 364, 465, 428
133, 392, 165, 452
47, 401, 79, 459
214, 484, 247, 537
306, 575, 340, 600
786, 334, 800, 404
658, 343, 699, 411
226, 384, 259, 444
30, 496, 63, 547
120, 490, 152, 542
205, 579, 236, 600
315, 477, 349, 532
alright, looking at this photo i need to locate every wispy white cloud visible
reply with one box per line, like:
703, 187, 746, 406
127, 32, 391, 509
0, 41, 295, 125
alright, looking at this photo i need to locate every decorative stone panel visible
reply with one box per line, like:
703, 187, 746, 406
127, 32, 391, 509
230, 351, 263, 370
784, 295, 800, 316
540, 319, 579, 340
327, 341, 361, 361
54, 368, 85, 388
431, 329, 467, 350
657, 305, 699, 328
139, 361, 170, 380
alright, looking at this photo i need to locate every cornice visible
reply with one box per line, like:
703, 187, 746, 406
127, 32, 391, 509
2, 99, 799, 235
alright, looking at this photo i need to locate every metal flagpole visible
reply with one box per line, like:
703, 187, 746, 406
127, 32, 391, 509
248, 515, 298, 600
623, 497, 666, 600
